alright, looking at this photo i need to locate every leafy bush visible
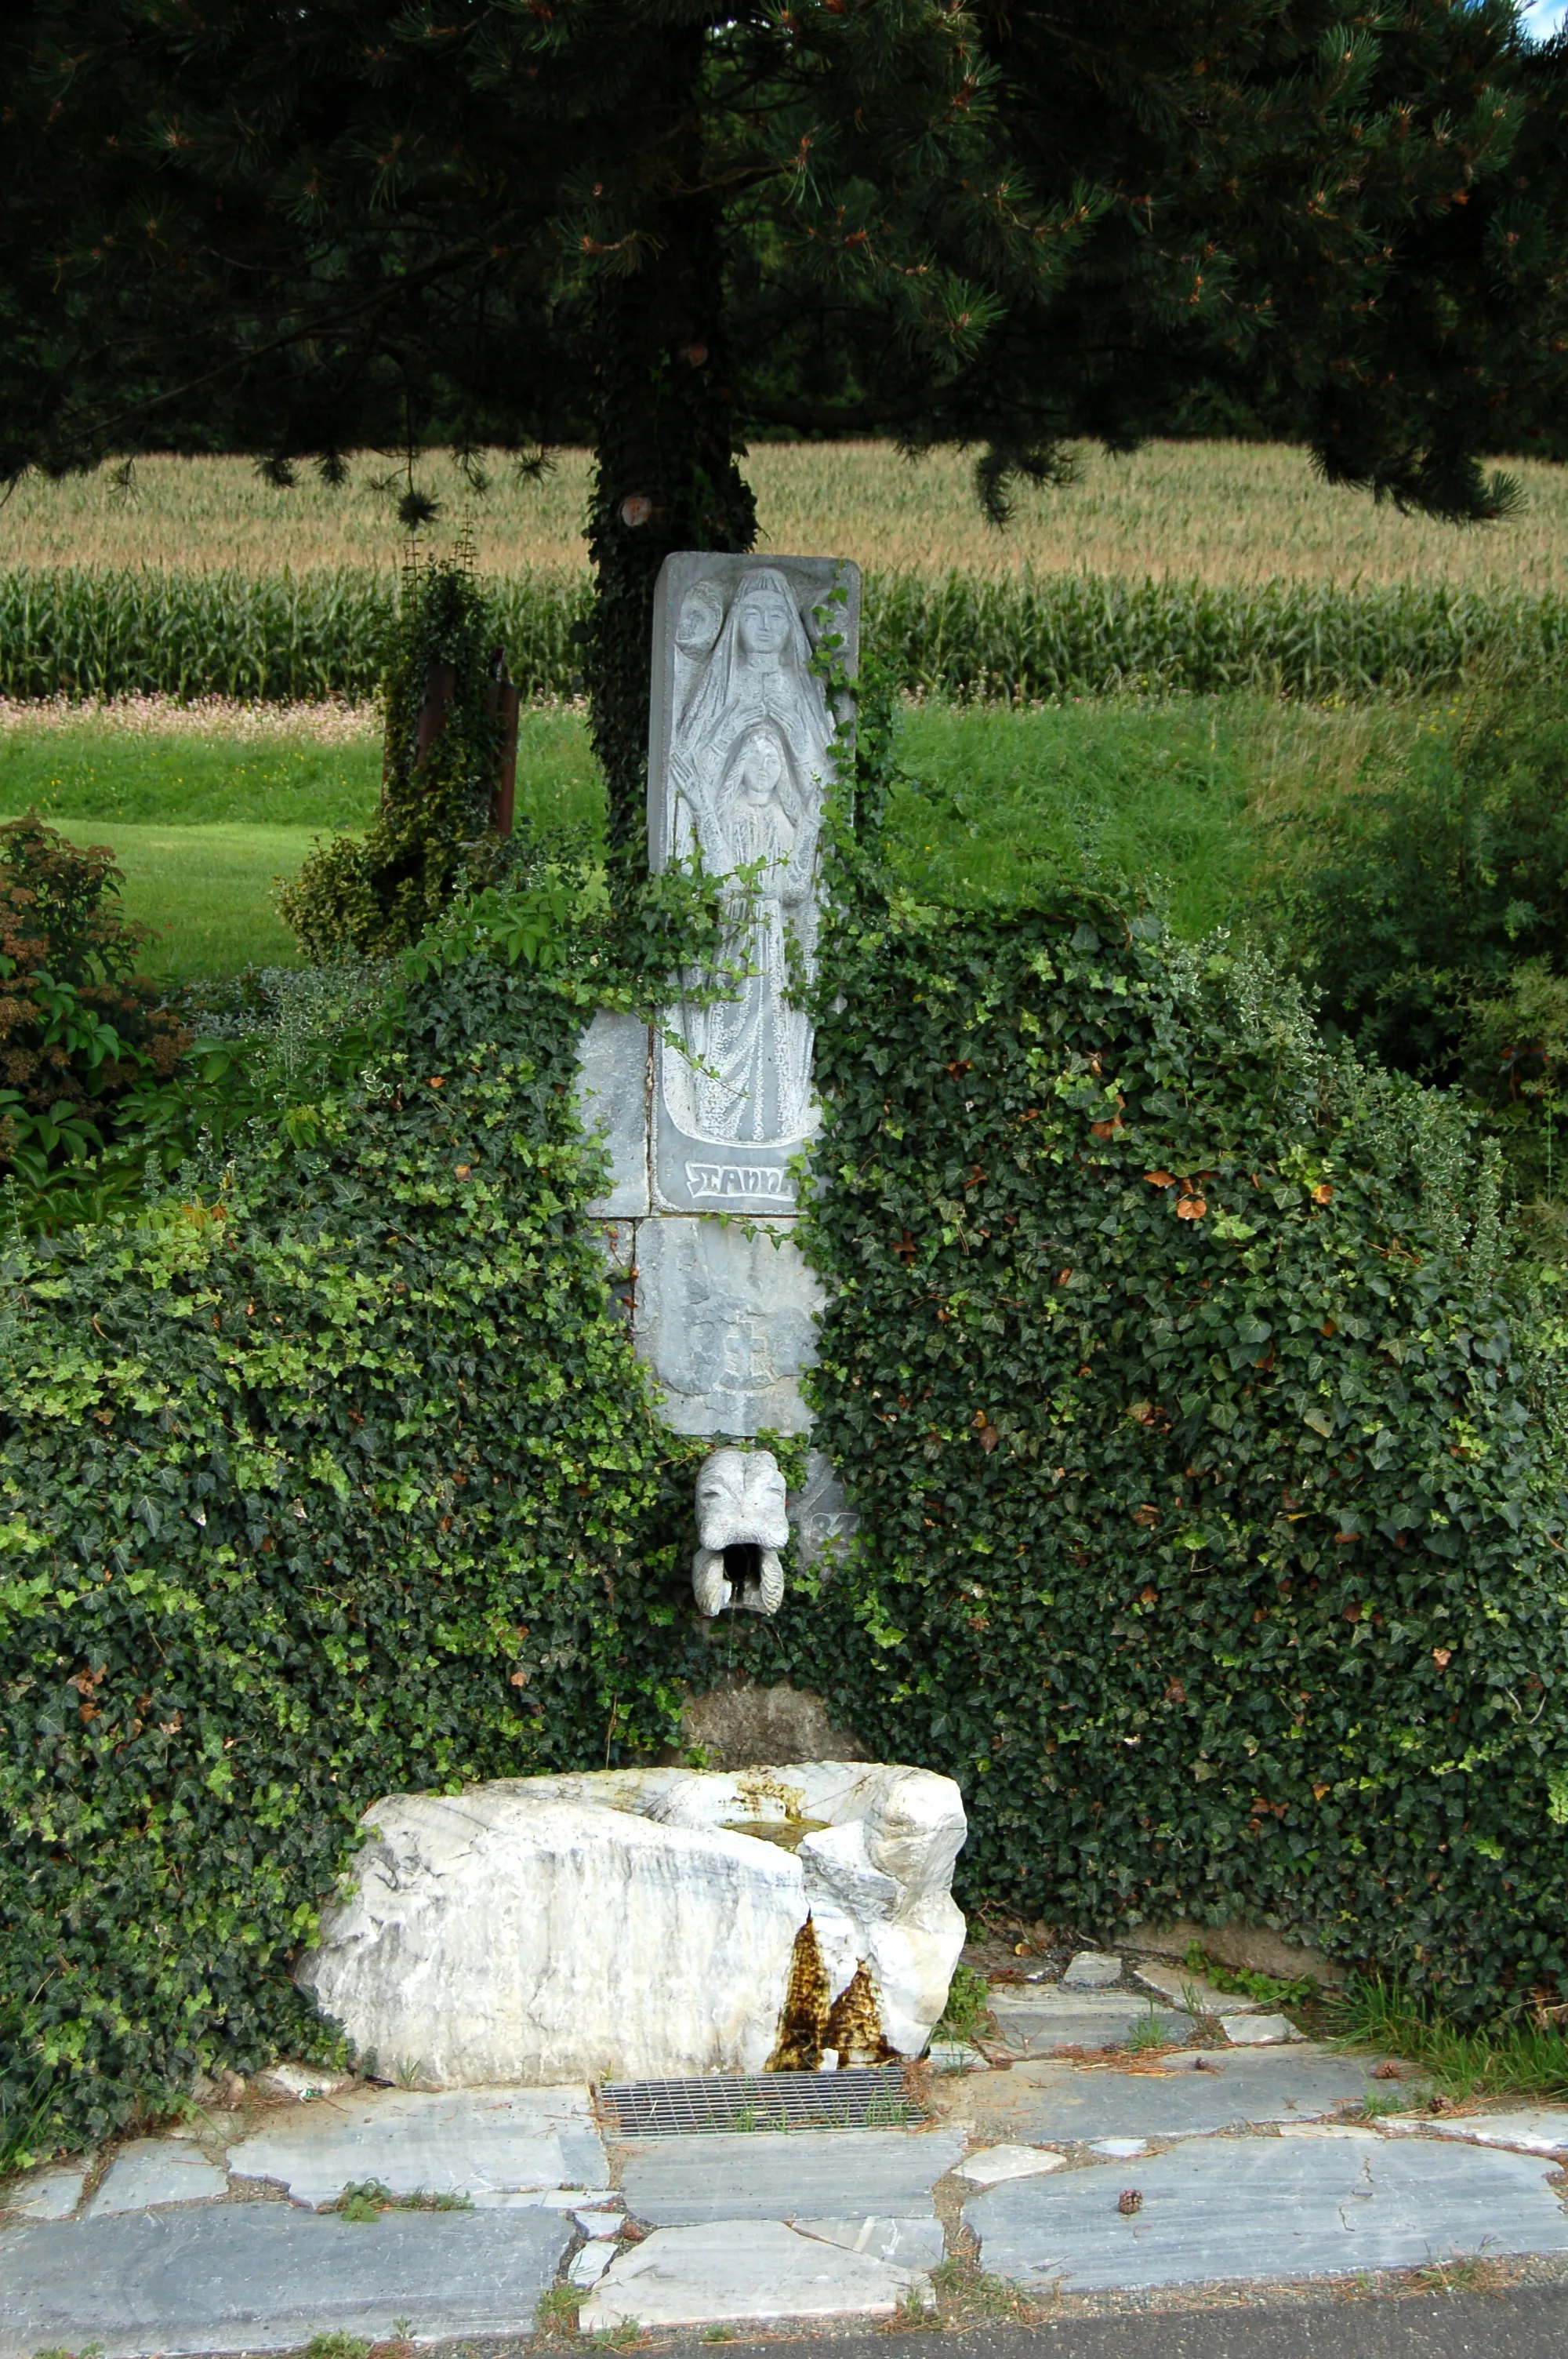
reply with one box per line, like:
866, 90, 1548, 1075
793, 894, 1568, 2024
6, 852, 1566, 2168
0, 814, 188, 1189
279, 557, 508, 958
0, 900, 710, 2165
1274, 687, 1568, 1078
1269, 685, 1568, 1219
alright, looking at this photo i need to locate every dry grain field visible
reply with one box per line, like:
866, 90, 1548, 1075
5, 440, 1567, 588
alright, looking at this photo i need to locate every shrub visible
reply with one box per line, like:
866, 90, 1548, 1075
792, 895, 1568, 2024
1272, 685, 1568, 1081
0, 900, 716, 2165
278, 556, 508, 958
0, 849, 737, 2164
5, 861, 1565, 2168
0, 814, 188, 1187
1268, 685, 1568, 1221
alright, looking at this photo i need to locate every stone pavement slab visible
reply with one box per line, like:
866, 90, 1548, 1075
954, 2146, 1066, 2186
797, 2216, 946, 2266
225, 2083, 604, 2207
1007, 2045, 1396, 2143
986, 1991, 1192, 2054
1221, 2014, 1303, 2045
1, 2162, 91, 2220
619, 2128, 964, 2226
580, 2219, 932, 2328
568, 2241, 615, 2288
1062, 1954, 1123, 1989
0, 2199, 571, 2358
1379, 2106, 1568, 2159
85, 2143, 227, 2216
966, 2134, 1568, 2293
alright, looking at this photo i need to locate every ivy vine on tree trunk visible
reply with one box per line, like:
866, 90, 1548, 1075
584, 25, 758, 881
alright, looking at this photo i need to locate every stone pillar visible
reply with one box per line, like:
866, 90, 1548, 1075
575, 554, 858, 1536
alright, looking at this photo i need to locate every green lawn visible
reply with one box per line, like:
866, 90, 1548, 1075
2, 694, 1410, 977
61, 823, 321, 975
0, 726, 381, 831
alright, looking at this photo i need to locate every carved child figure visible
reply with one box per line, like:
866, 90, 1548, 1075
691, 1445, 790, 1616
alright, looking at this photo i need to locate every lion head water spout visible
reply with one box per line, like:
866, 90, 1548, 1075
693, 1445, 789, 1616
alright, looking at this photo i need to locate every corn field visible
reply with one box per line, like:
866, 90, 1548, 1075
7, 441, 1568, 589
4, 565, 1567, 707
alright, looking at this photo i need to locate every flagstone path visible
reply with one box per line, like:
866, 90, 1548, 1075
5, 1960, 1568, 2354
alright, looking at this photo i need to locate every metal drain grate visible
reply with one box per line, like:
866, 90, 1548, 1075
598, 2066, 926, 2138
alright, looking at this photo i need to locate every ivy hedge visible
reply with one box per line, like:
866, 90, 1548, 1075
792, 899, 1568, 2022
5, 870, 1568, 2164
0, 915, 716, 2165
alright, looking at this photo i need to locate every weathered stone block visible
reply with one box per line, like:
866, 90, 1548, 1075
677, 1677, 869, 1772
633, 1214, 821, 1436
575, 1011, 649, 1217
789, 1449, 858, 1575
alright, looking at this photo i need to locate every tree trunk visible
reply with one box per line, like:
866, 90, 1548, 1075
585, 25, 757, 886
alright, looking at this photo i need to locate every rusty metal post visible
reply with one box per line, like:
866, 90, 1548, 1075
486, 647, 521, 837
414, 661, 458, 772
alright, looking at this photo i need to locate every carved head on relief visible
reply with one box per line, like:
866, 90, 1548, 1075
735, 575, 796, 661
677, 579, 725, 660
691, 1446, 789, 1619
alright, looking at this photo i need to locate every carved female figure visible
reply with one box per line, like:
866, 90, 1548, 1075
664, 568, 837, 1147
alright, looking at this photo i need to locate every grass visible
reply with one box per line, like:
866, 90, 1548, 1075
933, 1962, 993, 2045
0, 717, 379, 829
1337, 1977, 1568, 2110
927, 2253, 1041, 2328
0, 704, 603, 977
36, 824, 319, 977
7, 441, 1568, 589
533, 2284, 583, 2336
333, 2179, 473, 2221
0, 689, 1432, 980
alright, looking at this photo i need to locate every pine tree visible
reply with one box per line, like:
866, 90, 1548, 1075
4, 2, 1564, 860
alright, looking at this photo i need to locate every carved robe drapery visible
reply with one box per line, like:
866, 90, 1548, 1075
661, 566, 837, 1150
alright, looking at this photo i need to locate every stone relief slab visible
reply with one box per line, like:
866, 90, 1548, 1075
789, 1448, 858, 1577
575, 1011, 650, 1218
648, 554, 858, 1214
634, 1216, 822, 1437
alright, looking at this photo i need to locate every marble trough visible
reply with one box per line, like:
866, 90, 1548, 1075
297, 1761, 965, 2088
